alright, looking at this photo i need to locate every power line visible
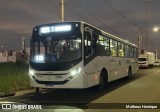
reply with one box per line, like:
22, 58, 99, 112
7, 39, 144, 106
65, 2, 86, 21
104, 0, 139, 28
104, 0, 160, 50
76, 0, 128, 38
145, 0, 149, 51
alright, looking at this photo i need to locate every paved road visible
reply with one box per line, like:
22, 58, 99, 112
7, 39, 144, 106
0, 67, 160, 112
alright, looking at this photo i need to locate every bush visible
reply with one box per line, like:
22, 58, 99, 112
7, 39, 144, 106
0, 62, 30, 96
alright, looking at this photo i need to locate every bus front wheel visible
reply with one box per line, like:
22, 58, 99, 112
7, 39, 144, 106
97, 70, 108, 91
35, 87, 40, 95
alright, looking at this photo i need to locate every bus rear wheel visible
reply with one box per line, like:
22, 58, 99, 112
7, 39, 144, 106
97, 70, 108, 91
128, 67, 132, 79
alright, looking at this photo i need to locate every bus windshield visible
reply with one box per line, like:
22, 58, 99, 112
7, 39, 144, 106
31, 35, 82, 63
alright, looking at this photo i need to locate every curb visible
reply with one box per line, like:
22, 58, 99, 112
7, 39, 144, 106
15, 89, 35, 96
0, 89, 35, 99
0, 93, 15, 98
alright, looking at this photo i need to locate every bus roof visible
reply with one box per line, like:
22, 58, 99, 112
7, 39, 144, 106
82, 21, 137, 48
33, 21, 137, 48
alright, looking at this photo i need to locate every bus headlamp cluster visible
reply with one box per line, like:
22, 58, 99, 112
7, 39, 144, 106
29, 68, 34, 76
40, 25, 71, 34
71, 67, 81, 76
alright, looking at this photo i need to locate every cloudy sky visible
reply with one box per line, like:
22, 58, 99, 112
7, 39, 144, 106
0, 0, 160, 54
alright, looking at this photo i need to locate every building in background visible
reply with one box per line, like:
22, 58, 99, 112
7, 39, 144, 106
0, 50, 25, 63
0, 51, 8, 62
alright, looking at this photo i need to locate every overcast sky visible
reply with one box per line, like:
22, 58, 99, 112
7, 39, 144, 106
0, 0, 160, 55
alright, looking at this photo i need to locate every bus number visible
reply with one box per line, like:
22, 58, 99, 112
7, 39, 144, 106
55, 75, 63, 79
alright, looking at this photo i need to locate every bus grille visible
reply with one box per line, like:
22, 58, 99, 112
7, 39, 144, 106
35, 73, 68, 75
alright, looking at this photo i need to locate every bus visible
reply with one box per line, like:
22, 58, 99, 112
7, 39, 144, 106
29, 21, 138, 93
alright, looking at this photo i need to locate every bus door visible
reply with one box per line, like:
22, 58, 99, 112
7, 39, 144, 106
83, 26, 97, 87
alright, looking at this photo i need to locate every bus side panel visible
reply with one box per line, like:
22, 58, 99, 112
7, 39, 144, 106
83, 57, 99, 88
131, 58, 138, 75
84, 56, 113, 88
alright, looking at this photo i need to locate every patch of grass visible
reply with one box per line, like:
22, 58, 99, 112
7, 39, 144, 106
0, 62, 30, 96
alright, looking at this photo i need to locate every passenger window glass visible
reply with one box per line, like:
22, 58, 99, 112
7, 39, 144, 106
34, 42, 39, 55
110, 39, 117, 56
124, 45, 130, 58
97, 35, 110, 56
118, 42, 124, 57
85, 32, 92, 58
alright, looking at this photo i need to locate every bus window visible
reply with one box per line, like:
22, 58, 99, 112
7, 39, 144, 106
84, 32, 92, 58
124, 44, 129, 58
118, 42, 124, 57
34, 42, 39, 55
39, 42, 45, 55
134, 48, 138, 58
46, 37, 52, 55
97, 35, 110, 56
110, 39, 117, 56
31, 41, 39, 61
130, 47, 134, 58
104, 36, 110, 56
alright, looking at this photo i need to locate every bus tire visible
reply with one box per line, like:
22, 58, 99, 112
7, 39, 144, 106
97, 70, 108, 91
128, 66, 132, 79
35, 87, 40, 95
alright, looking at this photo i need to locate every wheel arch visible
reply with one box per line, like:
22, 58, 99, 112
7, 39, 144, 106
100, 68, 109, 82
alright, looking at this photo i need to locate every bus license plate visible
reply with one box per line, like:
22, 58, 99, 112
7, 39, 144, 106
47, 75, 63, 81
45, 84, 54, 87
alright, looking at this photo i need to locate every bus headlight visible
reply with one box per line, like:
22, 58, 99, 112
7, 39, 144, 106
29, 68, 34, 76
71, 67, 81, 76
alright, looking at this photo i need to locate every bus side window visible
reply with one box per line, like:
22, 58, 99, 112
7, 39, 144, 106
85, 32, 92, 58
34, 42, 39, 55
118, 42, 124, 57
96, 35, 110, 56
110, 39, 117, 57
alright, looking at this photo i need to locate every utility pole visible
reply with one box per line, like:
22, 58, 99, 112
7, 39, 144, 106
22, 37, 26, 54
145, 0, 149, 51
60, 0, 64, 22
155, 46, 158, 62
138, 27, 142, 54
138, 28, 142, 48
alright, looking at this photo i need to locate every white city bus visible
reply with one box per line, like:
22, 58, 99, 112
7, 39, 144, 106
29, 21, 138, 92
